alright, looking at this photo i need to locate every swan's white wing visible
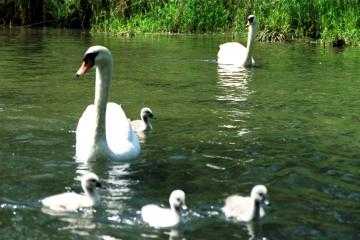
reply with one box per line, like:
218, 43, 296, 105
76, 104, 97, 161
41, 192, 91, 212
106, 102, 140, 159
222, 195, 254, 222
76, 102, 140, 161
141, 204, 179, 228
217, 42, 249, 66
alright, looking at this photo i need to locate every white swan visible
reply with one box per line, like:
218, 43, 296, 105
141, 190, 187, 228
222, 185, 269, 222
41, 172, 102, 212
130, 107, 154, 133
75, 45, 140, 162
217, 15, 257, 67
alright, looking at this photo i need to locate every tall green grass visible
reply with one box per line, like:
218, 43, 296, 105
92, 0, 360, 45
1, 0, 359, 45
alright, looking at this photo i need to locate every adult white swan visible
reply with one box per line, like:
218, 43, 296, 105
75, 46, 140, 162
217, 15, 257, 67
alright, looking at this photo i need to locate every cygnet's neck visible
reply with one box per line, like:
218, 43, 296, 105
141, 115, 152, 130
253, 199, 261, 219
245, 25, 256, 66
94, 62, 112, 143
170, 202, 182, 215
84, 186, 100, 203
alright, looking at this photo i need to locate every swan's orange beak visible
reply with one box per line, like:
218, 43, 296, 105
76, 61, 93, 77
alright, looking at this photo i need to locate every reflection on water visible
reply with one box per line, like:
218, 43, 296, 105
41, 208, 96, 236
217, 65, 253, 137
216, 65, 253, 103
245, 221, 268, 240
0, 28, 359, 239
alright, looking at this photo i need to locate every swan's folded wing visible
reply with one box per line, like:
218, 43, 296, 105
106, 102, 132, 140
218, 42, 247, 66
141, 205, 177, 228
76, 105, 97, 158
106, 102, 140, 151
41, 192, 87, 212
222, 195, 252, 218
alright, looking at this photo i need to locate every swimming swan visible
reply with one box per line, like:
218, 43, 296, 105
130, 107, 154, 133
222, 185, 269, 222
141, 190, 187, 228
217, 15, 257, 67
41, 172, 102, 212
75, 45, 140, 162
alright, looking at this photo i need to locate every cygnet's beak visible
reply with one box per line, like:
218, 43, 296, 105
181, 204, 188, 211
96, 181, 103, 188
263, 198, 270, 206
76, 61, 92, 77
246, 21, 250, 27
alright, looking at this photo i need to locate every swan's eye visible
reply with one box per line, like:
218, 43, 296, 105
83, 52, 98, 66
248, 16, 254, 23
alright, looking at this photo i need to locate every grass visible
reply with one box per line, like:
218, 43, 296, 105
1, 0, 359, 45
91, 0, 360, 45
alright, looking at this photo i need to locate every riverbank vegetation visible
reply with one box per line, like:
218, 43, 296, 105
1, 0, 359, 45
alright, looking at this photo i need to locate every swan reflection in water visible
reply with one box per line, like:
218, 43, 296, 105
42, 160, 136, 237
216, 65, 253, 103
244, 221, 268, 240
76, 160, 134, 221
41, 208, 97, 236
217, 65, 253, 136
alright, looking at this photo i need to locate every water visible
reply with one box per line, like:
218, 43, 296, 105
0, 28, 359, 239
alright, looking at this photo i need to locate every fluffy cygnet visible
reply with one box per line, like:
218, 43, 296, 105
141, 190, 187, 228
131, 107, 154, 133
41, 172, 102, 212
222, 185, 269, 222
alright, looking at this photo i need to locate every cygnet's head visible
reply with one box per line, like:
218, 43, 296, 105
81, 172, 102, 195
246, 15, 257, 28
76, 45, 112, 76
250, 185, 269, 206
140, 107, 154, 120
169, 190, 187, 212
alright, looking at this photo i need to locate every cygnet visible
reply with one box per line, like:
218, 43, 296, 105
141, 190, 187, 228
222, 185, 269, 222
41, 172, 102, 212
131, 107, 154, 133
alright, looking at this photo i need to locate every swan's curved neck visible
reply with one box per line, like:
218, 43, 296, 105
94, 62, 112, 143
245, 25, 256, 65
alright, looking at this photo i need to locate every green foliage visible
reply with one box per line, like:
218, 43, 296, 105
90, 0, 360, 45
1, 0, 359, 44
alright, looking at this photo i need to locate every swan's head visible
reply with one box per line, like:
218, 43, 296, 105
246, 15, 257, 28
80, 172, 102, 194
140, 107, 154, 120
76, 45, 112, 76
250, 185, 269, 206
169, 190, 187, 212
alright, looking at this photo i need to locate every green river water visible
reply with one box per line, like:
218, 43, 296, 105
0, 28, 359, 239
